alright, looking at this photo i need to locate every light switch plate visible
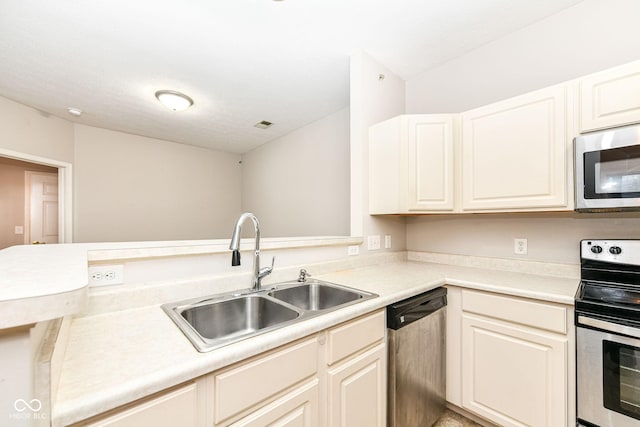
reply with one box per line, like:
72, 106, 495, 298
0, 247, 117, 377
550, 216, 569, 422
14, 226, 24, 235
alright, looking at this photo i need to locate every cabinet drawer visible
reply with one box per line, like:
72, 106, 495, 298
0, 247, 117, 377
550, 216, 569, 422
80, 382, 200, 427
461, 290, 567, 334
327, 310, 385, 365
214, 337, 319, 423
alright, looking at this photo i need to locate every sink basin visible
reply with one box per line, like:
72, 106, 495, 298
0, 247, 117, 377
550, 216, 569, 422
268, 281, 364, 311
163, 294, 300, 352
163, 279, 378, 352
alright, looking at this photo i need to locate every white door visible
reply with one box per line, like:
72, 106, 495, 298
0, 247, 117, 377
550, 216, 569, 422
26, 172, 59, 244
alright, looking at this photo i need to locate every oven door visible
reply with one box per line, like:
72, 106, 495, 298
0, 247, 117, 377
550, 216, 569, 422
577, 316, 640, 427
575, 125, 640, 211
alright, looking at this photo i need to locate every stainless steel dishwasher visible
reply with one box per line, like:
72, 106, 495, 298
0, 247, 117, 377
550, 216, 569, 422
387, 287, 447, 427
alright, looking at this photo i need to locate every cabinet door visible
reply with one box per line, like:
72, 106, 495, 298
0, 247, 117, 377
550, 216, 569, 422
369, 116, 404, 214
580, 60, 640, 132
407, 115, 456, 211
230, 379, 319, 427
327, 342, 386, 427
461, 85, 571, 211
369, 114, 456, 214
461, 313, 568, 427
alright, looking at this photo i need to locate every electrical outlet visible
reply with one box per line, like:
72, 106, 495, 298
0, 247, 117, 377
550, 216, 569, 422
514, 238, 528, 255
88, 265, 124, 286
368, 235, 381, 250
347, 245, 360, 256
385, 235, 392, 249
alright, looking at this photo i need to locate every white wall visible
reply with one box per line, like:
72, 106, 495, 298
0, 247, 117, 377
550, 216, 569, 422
0, 96, 74, 163
0, 94, 347, 243
73, 125, 242, 242
241, 108, 350, 237
404, 0, 640, 264
407, 0, 640, 113
350, 52, 407, 251
407, 213, 640, 265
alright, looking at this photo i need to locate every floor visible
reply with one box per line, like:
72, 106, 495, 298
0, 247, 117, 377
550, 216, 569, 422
433, 409, 484, 427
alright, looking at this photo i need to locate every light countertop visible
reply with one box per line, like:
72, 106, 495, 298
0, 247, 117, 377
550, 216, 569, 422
0, 244, 88, 328
52, 258, 579, 426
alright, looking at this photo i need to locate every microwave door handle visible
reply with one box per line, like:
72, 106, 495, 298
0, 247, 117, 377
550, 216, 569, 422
578, 315, 640, 339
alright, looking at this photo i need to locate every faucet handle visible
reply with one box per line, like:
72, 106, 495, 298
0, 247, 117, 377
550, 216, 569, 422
298, 269, 311, 282
258, 256, 275, 279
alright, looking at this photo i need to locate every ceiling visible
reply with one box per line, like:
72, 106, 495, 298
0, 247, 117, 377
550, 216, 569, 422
0, 0, 583, 154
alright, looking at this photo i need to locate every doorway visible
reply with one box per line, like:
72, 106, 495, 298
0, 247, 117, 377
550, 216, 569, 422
0, 150, 72, 250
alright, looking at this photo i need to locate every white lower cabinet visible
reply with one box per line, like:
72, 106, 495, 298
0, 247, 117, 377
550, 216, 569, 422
213, 337, 320, 426
230, 379, 320, 427
327, 343, 386, 427
462, 313, 567, 427
216, 310, 386, 426
77, 380, 208, 427
447, 287, 575, 427
215, 309, 386, 426
326, 309, 387, 427
72, 309, 386, 427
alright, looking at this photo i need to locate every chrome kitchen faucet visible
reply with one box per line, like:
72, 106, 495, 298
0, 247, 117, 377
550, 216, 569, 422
229, 212, 274, 291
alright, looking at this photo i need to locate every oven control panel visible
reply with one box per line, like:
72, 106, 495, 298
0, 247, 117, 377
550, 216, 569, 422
581, 240, 640, 265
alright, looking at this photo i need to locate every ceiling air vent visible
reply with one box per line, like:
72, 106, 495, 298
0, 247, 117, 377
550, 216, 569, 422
254, 120, 273, 129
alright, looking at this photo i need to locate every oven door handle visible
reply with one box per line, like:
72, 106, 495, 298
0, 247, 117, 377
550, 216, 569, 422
578, 315, 640, 339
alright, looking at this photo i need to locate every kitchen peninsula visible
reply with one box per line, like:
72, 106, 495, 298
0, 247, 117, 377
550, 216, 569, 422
0, 239, 578, 426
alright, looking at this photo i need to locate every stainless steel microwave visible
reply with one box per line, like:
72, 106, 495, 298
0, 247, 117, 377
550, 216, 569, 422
575, 124, 640, 211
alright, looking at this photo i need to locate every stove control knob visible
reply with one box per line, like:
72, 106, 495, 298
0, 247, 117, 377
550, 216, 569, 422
609, 246, 622, 255
591, 245, 603, 254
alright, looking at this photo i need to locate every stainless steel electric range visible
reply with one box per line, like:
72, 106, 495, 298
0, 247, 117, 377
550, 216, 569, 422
575, 240, 640, 427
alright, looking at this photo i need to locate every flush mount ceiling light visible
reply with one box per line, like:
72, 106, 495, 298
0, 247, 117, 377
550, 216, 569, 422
155, 90, 194, 112
67, 107, 83, 117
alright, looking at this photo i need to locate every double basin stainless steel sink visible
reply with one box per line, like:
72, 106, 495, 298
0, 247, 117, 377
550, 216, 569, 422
162, 279, 378, 352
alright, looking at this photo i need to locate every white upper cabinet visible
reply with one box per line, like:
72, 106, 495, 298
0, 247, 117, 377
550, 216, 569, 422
580, 60, 640, 132
367, 61, 640, 215
369, 114, 457, 214
461, 84, 573, 212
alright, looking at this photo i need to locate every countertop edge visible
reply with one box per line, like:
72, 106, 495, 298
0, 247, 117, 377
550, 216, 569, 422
0, 288, 86, 329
